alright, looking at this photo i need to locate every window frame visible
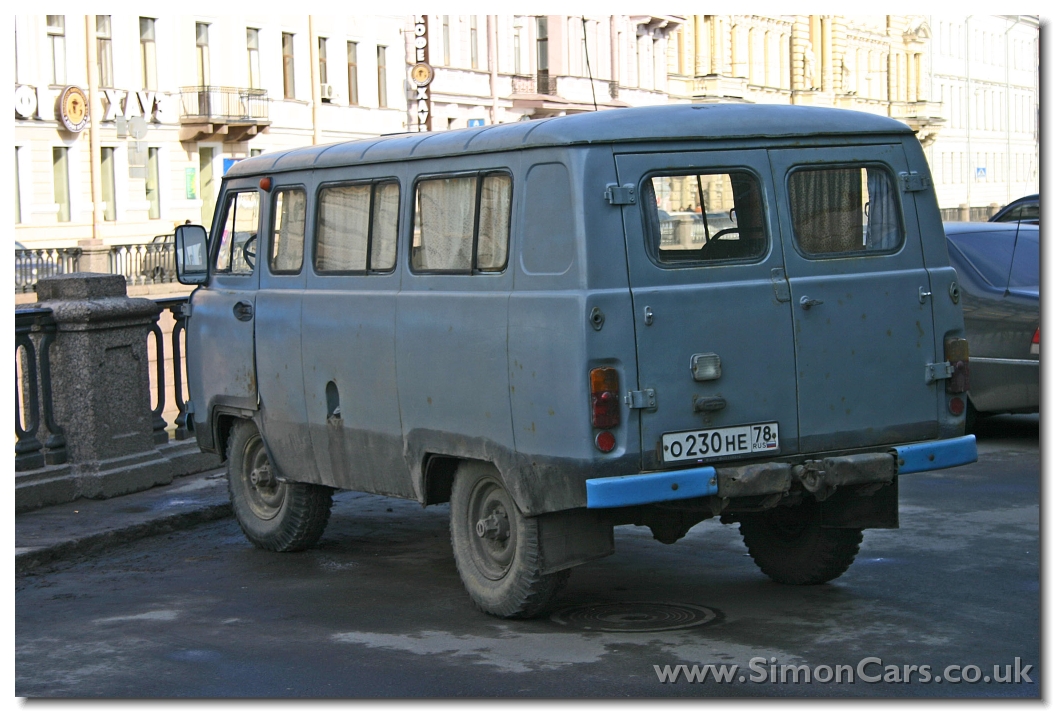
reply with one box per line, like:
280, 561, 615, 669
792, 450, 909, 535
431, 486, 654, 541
409, 169, 513, 276
784, 162, 906, 261
212, 189, 261, 276
640, 167, 771, 269
268, 184, 308, 276
312, 177, 400, 276
96, 15, 113, 88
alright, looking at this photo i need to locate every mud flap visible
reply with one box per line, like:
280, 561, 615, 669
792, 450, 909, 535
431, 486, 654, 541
820, 478, 899, 529
536, 508, 615, 574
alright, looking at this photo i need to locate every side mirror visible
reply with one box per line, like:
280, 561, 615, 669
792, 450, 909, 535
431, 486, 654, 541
174, 225, 209, 285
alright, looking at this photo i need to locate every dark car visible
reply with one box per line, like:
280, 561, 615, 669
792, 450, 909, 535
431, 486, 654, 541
944, 221, 1039, 428
989, 194, 1038, 224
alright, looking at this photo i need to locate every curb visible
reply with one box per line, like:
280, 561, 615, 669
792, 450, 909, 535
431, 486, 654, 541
15, 502, 232, 575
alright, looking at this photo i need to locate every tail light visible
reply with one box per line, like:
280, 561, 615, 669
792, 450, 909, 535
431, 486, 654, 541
944, 337, 970, 394
590, 367, 620, 429
1031, 328, 1039, 356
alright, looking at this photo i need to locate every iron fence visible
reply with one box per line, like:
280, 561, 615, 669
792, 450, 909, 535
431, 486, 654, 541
15, 247, 81, 294
109, 238, 177, 286
179, 86, 269, 122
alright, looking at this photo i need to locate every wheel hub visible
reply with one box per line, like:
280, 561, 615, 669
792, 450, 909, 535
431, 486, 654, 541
475, 508, 510, 541
249, 462, 275, 488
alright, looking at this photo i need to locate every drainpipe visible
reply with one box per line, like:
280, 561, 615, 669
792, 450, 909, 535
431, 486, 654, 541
964, 15, 972, 215
488, 16, 498, 124
309, 16, 322, 145
85, 16, 103, 241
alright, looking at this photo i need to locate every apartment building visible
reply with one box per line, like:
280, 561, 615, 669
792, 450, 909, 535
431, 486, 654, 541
13, 15, 407, 246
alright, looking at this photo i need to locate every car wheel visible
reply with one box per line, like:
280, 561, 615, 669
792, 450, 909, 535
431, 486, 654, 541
227, 420, 333, 552
738, 499, 862, 585
449, 461, 569, 618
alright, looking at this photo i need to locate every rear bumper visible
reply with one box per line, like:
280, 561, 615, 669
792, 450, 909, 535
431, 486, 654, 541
585, 435, 978, 509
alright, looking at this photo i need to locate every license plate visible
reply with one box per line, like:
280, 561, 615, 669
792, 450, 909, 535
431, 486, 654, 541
661, 422, 779, 464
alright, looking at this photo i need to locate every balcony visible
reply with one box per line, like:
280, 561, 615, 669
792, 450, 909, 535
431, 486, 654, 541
177, 86, 271, 142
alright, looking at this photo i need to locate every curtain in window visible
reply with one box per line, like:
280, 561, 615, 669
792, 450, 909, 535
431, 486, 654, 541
272, 190, 306, 272
414, 177, 476, 271
370, 182, 399, 270
864, 169, 899, 250
317, 185, 370, 271
476, 175, 511, 270
789, 168, 862, 254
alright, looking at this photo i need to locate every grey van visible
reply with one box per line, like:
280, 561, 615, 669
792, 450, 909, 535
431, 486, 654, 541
175, 104, 977, 618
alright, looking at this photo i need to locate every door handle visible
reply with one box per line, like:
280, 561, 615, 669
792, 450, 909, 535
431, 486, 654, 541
799, 296, 823, 310
233, 300, 254, 321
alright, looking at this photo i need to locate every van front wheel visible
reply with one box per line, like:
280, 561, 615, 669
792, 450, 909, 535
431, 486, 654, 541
738, 500, 862, 585
227, 420, 333, 552
450, 462, 569, 618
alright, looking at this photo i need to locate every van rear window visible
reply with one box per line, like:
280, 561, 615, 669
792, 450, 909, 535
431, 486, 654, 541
788, 166, 903, 256
645, 171, 766, 264
412, 172, 511, 273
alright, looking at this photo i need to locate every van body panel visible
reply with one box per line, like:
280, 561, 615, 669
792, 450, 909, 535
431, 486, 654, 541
614, 149, 800, 471
767, 144, 940, 452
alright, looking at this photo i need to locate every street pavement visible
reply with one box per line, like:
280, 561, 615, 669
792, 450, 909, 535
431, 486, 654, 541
15, 415, 1039, 698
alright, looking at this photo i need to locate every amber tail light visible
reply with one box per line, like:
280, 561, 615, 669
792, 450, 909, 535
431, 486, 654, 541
944, 337, 970, 394
590, 367, 620, 429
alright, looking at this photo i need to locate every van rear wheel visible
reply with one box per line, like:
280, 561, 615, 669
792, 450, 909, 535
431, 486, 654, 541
227, 420, 333, 552
738, 500, 862, 585
449, 462, 569, 618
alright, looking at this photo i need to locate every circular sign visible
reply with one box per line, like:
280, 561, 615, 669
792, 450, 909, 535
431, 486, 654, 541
58, 85, 88, 133
14, 85, 38, 119
410, 62, 434, 87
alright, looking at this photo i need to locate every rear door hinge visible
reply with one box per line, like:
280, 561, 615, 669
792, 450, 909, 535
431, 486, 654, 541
605, 183, 636, 205
899, 172, 932, 193
625, 388, 657, 409
926, 361, 955, 383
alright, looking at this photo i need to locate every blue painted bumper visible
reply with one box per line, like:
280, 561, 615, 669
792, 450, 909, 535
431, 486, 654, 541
892, 435, 977, 474
586, 466, 718, 509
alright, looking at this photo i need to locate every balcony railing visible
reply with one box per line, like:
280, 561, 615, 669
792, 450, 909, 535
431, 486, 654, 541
109, 239, 177, 286
178, 86, 270, 123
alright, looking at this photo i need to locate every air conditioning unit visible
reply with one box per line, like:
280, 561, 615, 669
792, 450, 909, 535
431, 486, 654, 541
319, 83, 335, 101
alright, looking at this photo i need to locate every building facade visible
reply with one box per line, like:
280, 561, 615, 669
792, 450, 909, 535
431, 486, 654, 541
13, 14, 1039, 248
14, 14, 407, 246
927, 16, 1040, 219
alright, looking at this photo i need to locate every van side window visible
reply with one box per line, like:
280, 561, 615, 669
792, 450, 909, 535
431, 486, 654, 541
315, 180, 399, 273
412, 172, 511, 273
214, 191, 260, 274
644, 172, 766, 264
270, 188, 306, 274
788, 166, 903, 256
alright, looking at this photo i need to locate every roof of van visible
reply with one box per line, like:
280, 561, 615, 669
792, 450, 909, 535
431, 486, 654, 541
227, 103, 915, 177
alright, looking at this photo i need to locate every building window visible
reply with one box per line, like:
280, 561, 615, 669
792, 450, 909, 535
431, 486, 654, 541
513, 25, 522, 74
15, 148, 21, 225
52, 147, 70, 223
47, 15, 65, 86
199, 148, 214, 226
470, 16, 479, 69
140, 18, 157, 90
101, 147, 116, 221
347, 41, 359, 105
318, 37, 329, 102
282, 33, 295, 99
96, 16, 113, 88
537, 17, 549, 92
146, 147, 160, 220
377, 45, 387, 108
443, 16, 451, 65
247, 29, 261, 89
196, 23, 210, 86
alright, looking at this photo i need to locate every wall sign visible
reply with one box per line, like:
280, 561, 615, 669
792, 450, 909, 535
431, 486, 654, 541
14, 85, 38, 119
411, 15, 432, 132
185, 167, 198, 199
58, 85, 89, 133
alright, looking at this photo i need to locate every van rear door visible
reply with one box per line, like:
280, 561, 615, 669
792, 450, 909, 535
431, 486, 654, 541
614, 150, 799, 471
767, 144, 939, 452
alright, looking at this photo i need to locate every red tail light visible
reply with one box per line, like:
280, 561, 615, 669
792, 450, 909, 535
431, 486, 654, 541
590, 367, 620, 429
944, 337, 970, 394
1031, 328, 1039, 355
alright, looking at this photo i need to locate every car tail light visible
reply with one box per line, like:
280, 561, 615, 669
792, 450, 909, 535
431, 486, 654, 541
1031, 328, 1039, 356
949, 396, 965, 416
944, 337, 970, 394
595, 431, 617, 453
590, 367, 620, 429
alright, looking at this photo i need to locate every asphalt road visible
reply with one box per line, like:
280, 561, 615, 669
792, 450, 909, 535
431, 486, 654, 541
16, 416, 1039, 698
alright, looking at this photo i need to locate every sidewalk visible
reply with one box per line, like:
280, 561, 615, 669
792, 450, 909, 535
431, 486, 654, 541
15, 467, 232, 575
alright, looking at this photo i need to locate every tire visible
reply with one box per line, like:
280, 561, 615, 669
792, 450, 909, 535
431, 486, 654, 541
227, 420, 333, 552
964, 397, 982, 434
738, 499, 862, 585
449, 461, 569, 618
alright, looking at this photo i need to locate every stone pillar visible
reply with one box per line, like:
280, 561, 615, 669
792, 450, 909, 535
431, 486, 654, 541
959, 203, 970, 221
33, 273, 175, 498
76, 239, 111, 273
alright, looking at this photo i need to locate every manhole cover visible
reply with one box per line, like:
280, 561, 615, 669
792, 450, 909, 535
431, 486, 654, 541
550, 602, 718, 632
